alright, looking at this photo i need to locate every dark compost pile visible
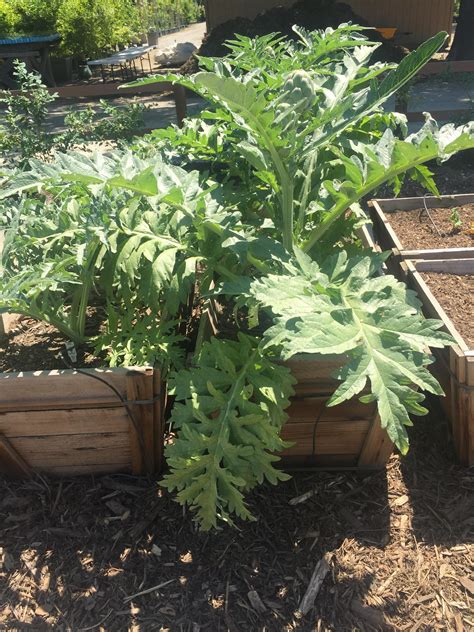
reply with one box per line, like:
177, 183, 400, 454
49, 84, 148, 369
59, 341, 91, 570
181, 0, 406, 74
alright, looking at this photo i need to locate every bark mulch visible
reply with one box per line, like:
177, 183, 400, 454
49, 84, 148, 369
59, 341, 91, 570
1, 408, 473, 631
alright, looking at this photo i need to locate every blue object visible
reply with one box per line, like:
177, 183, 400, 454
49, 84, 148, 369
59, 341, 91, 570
0, 34, 60, 46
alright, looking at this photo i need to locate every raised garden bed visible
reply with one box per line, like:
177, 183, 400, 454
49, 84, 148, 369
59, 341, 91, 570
369, 194, 473, 465
202, 225, 394, 471
400, 258, 473, 466
280, 355, 393, 469
0, 317, 163, 478
369, 194, 474, 275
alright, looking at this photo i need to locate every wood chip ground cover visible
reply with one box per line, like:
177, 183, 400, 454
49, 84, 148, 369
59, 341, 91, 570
0, 412, 472, 631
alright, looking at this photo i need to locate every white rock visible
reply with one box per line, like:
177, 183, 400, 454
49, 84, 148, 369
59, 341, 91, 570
155, 41, 197, 66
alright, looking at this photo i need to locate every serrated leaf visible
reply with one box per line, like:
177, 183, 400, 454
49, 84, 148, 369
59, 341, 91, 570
251, 252, 453, 453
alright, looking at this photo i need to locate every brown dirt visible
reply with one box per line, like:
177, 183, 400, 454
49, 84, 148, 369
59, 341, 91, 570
0, 316, 103, 372
180, 0, 405, 75
421, 273, 474, 349
0, 409, 472, 631
388, 204, 474, 251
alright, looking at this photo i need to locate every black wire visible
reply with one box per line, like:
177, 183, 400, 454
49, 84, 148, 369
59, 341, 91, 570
61, 350, 150, 465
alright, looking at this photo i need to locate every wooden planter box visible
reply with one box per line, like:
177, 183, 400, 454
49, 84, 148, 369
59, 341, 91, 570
400, 258, 474, 466
280, 355, 393, 469
369, 194, 474, 275
0, 359, 163, 478
0, 224, 393, 476
202, 235, 393, 471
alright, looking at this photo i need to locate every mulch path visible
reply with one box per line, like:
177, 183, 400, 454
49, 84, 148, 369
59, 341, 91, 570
1, 408, 473, 631
421, 272, 474, 348
388, 205, 474, 251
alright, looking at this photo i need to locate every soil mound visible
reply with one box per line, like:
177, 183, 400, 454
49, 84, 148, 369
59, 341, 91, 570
181, 0, 405, 74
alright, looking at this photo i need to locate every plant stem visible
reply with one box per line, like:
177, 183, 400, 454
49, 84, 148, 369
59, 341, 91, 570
302, 152, 442, 251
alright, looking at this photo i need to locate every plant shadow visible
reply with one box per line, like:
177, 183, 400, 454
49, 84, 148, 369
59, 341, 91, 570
399, 396, 473, 548
0, 464, 394, 631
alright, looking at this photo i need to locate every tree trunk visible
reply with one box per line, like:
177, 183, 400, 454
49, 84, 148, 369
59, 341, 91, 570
448, 0, 474, 61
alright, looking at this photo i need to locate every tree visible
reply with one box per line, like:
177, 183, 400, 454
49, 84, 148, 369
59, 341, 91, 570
448, 0, 474, 61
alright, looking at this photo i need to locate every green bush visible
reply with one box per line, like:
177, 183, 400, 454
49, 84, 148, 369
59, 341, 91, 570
0, 61, 146, 168
0, 0, 21, 34
0, 0, 141, 59
56, 0, 141, 59
143, 0, 204, 31
7, 0, 61, 34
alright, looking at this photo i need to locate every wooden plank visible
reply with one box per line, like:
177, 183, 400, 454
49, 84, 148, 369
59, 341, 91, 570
404, 250, 474, 262
371, 194, 474, 213
126, 368, 155, 475
30, 462, 130, 476
0, 408, 129, 437
453, 349, 467, 464
286, 397, 376, 424
153, 369, 164, 473
8, 432, 131, 468
0, 367, 149, 412
357, 416, 393, 467
415, 258, 474, 274
280, 454, 359, 468
368, 200, 405, 252
281, 420, 370, 456
0, 80, 174, 99
285, 355, 345, 384
402, 261, 468, 351
466, 357, 474, 467
0, 435, 32, 478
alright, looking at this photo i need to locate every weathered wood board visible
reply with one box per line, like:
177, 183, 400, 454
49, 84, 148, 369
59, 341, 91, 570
0, 366, 163, 477
280, 355, 393, 468
369, 194, 474, 275
401, 259, 473, 466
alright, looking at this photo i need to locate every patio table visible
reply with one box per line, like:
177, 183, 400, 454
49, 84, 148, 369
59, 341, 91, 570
87, 44, 157, 82
0, 34, 60, 87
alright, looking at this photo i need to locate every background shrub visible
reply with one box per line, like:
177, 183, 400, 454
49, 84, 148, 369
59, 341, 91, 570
56, 0, 141, 59
0, 0, 204, 58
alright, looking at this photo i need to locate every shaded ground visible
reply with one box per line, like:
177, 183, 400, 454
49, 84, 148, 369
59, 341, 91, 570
0, 409, 473, 631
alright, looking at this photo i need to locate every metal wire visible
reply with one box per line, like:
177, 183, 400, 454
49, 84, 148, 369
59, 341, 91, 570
418, 195, 444, 237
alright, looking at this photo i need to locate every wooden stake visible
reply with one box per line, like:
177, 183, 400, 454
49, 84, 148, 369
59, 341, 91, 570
126, 368, 155, 475
174, 84, 187, 128
358, 415, 393, 468
153, 368, 164, 473
0, 435, 32, 479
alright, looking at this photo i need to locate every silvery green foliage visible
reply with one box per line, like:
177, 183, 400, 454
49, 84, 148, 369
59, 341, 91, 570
1, 25, 473, 530
249, 250, 452, 453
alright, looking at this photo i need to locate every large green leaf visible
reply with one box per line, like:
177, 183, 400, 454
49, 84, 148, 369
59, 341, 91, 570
303, 120, 474, 249
250, 251, 453, 453
163, 334, 295, 530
